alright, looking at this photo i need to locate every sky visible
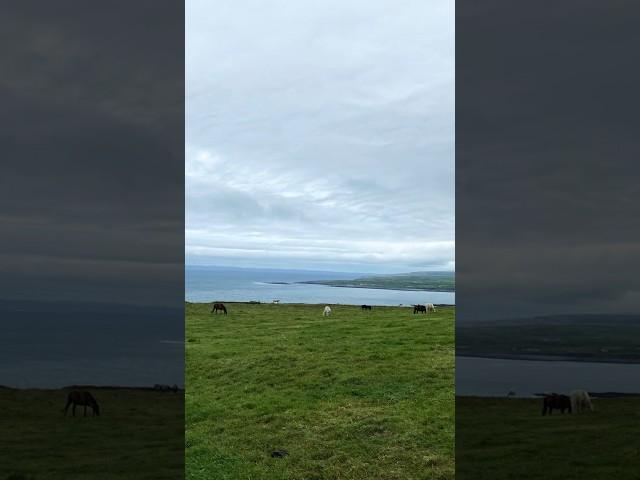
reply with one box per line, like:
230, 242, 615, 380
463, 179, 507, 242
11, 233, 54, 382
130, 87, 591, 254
0, 1, 184, 307
186, 0, 454, 273
456, 0, 640, 321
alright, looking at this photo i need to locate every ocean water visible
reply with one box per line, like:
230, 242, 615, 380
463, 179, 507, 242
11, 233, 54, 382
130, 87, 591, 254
456, 356, 640, 397
0, 301, 184, 389
186, 266, 456, 306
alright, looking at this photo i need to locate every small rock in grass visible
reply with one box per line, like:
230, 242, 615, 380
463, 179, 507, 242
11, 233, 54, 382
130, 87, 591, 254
270, 449, 289, 458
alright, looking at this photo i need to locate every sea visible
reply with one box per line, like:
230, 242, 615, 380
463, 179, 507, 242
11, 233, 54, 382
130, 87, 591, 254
186, 265, 456, 306
0, 301, 184, 389
456, 356, 640, 397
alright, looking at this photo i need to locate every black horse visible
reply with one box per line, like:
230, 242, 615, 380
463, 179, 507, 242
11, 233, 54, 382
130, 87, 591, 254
64, 390, 100, 417
361, 305, 372, 311
413, 305, 427, 314
542, 393, 572, 415
211, 302, 227, 315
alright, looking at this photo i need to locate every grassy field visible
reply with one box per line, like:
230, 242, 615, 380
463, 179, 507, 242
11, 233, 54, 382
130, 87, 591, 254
0, 387, 184, 480
186, 302, 454, 480
456, 396, 640, 480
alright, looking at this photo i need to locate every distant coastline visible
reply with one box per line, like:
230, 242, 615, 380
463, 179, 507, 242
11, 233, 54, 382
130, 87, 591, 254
457, 314, 640, 365
296, 281, 453, 292
456, 352, 640, 365
294, 271, 455, 292
186, 266, 455, 305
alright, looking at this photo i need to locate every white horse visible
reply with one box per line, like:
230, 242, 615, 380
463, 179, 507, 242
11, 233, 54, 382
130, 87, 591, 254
570, 389, 594, 413
323, 305, 332, 316
426, 303, 436, 313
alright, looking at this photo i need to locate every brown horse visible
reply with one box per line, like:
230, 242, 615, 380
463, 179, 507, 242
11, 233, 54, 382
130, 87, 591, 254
542, 393, 572, 415
64, 390, 100, 417
413, 305, 427, 314
211, 302, 227, 315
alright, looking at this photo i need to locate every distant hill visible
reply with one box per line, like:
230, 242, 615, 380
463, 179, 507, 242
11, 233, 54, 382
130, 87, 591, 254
457, 314, 640, 363
298, 271, 455, 292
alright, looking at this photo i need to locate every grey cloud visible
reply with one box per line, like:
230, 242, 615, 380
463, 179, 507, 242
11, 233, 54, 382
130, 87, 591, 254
187, 0, 454, 272
1, 1, 184, 306
457, 0, 640, 320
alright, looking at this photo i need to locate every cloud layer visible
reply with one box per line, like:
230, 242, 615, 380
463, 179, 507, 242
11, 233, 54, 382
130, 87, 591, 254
456, 0, 640, 320
186, 0, 454, 272
0, 2, 184, 306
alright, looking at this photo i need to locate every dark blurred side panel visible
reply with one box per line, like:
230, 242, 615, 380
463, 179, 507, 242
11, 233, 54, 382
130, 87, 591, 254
457, 1, 640, 479
0, 1, 184, 479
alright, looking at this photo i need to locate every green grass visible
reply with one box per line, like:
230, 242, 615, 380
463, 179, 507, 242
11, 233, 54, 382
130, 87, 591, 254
186, 302, 454, 480
0, 388, 184, 480
456, 396, 640, 480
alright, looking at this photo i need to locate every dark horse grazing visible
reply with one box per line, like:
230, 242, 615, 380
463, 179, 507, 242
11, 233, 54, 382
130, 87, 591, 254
64, 390, 100, 417
413, 304, 427, 314
361, 305, 372, 311
211, 302, 227, 315
542, 393, 572, 415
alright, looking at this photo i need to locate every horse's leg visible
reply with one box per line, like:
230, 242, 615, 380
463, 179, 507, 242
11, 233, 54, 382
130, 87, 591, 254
72, 403, 77, 417
84, 405, 87, 417
64, 400, 71, 416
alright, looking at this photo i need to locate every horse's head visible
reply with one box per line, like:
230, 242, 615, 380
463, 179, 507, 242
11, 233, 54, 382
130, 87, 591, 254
92, 399, 101, 416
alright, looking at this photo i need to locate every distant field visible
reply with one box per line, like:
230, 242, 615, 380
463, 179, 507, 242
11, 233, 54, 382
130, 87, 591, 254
457, 315, 640, 362
299, 272, 455, 292
0, 387, 184, 479
457, 396, 640, 480
186, 302, 454, 480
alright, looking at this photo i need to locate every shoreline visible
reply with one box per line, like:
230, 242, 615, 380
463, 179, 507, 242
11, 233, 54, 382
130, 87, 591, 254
456, 353, 640, 365
457, 392, 640, 399
0, 384, 185, 391
294, 281, 455, 293
185, 300, 456, 307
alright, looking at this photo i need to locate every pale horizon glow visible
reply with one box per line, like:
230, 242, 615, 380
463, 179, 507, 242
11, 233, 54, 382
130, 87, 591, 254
186, 0, 454, 274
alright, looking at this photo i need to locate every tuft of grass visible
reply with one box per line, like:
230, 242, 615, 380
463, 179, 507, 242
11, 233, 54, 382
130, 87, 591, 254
186, 302, 454, 480
456, 396, 640, 480
0, 388, 184, 479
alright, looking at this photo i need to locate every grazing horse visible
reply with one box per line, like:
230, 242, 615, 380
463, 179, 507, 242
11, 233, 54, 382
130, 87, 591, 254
361, 305, 372, 311
426, 303, 436, 313
211, 302, 227, 315
323, 305, 332, 316
413, 305, 427, 314
570, 389, 594, 413
542, 393, 572, 415
64, 390, 100, 417
273, 299, 280, 304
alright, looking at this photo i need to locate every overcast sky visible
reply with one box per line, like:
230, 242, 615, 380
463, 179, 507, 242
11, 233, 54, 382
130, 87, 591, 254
186, 0, 454, 273
457, 0, 640, 321
1, 2, 183, 307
